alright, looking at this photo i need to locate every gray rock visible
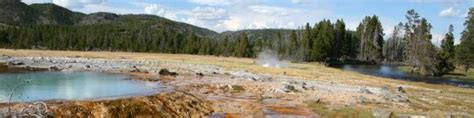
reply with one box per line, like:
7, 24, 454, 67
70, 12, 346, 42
359, 87, 373, 94
357, 96, 367, 104
372, 109, 393, 118
397, 86, 406, 93
282, 84, 298, 93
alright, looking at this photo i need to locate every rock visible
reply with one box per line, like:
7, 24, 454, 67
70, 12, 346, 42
282, 85, 298, 93
397, 86, 406, 93
85, 65, 91, 68
359, 87, 373, 94
49, 66, 60, 71
357, 96, 367, 104
381, 91, 409, 103
130, 68, 141, 72
391, 95, 409, 103
196, 72, 204, 77
0, 54, 11, 59
8, 61, 24, 66
315, 97, 321, 104
159, 68, 178, 76
372, 109, 394, 118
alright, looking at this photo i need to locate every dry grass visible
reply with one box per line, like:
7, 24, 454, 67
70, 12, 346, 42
308, 102, 374, 118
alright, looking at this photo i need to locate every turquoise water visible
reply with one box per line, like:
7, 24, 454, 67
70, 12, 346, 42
0, 72, 162, 102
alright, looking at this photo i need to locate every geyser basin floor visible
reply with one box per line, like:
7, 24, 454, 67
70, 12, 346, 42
1, 49, 474, 117
0, 71, 162, 102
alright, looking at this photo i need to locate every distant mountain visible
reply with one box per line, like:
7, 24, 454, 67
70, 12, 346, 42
0, 0, 218, 37
0, 0, 306, 40
0, 0, 312, 59
0, 0, 37, 24
30, 3, 85, 25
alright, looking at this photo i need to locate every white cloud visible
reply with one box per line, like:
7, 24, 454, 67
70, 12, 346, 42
222, 16, 242, 30
439, 7, 460, 17
188, 0, 230, 6
191, 7, 227, 20
290, 0, 311, 4
52, 0, 106, 8
22, 0, 330, 32
145, 4, 166, 17
21, 0, 51, 4
249, 5, 301, 16
184, 7, 228, 31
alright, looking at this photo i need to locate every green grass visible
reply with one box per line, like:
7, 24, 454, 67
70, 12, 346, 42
308, 102, 374, 118
398, 66, 474, 81
397, 66, 412, 73
443, 68, 474, 81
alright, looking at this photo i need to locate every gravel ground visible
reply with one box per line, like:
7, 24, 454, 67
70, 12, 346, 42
0, 55, 429, 117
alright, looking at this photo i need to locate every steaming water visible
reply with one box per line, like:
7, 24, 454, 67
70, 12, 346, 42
257, 50, 288, 68
0, 72, 162, 103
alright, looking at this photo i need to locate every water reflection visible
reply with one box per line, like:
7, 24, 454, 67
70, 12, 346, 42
337, 64, 474, 88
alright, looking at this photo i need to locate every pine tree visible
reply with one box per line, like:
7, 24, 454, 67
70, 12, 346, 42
457, 7, 474, 72
404, 9, 421, 65
356, 15, 384, 63
289, 30, 299, 59
334, 19, 346, 60
435, 24, 456, 75
442, 25, 455, 55
302, 23, 312, 61
384, 23, 406, 62
415, 18, 438, 75
0, 30, 8, 46
404, 10, 438, 75
344, 31, 358, 58
312, 20, 334, 62
234, 32, 252, 57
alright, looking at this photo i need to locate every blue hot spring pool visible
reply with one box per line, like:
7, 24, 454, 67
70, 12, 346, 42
0, 71, 163, 103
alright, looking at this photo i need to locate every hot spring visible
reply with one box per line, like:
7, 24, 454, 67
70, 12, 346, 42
0, 71, 163, 103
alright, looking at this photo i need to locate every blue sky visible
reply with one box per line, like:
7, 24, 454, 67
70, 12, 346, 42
21, 0, 474, 45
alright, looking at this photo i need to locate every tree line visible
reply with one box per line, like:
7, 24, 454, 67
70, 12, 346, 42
0, 9, 473, 76
382, 9, 474, 76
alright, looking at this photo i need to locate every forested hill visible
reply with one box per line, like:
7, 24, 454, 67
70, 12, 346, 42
0, 0, 301, 56
0, 0, 218, 37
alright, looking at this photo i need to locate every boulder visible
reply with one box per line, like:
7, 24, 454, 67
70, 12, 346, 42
282, 85, 298, 93
196, 72, 204, 77
397, 86, 406, 93
372, 109, 394, 118
159, 68, 178, 76
7, 61, 24, 66
359, 87, 373, 94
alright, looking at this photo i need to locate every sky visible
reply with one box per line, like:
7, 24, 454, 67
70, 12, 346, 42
21, 0, 474, 45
